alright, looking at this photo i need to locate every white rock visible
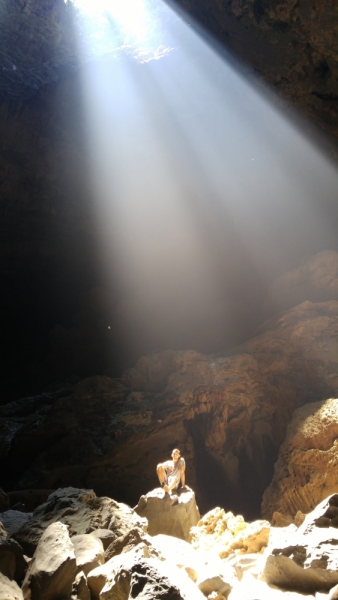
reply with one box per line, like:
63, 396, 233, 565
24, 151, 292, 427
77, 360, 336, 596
0, 573, 23, 600
22, 521, 76, 600
71, 533, 105, 575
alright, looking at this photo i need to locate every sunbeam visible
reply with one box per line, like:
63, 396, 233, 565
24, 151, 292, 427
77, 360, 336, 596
71, 0, 338, 363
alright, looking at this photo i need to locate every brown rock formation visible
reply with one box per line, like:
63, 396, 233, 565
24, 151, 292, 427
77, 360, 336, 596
265, 250, 338, 315
2, 300, 338, 518
262, 397, 338, 520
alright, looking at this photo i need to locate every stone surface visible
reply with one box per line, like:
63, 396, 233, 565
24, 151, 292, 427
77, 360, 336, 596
134, 487, 200, 542
3, 299, 338, 518
71, 534, 105, 576
0, 512, 32, 537
0, 522, 7, 539
104, 528, 152, 562
261, 494, 338, 593
191, 507, 269, 559
13, 487, 146, 556
149, 534, 201, 582
262, 397, 338, 520
0, 538, 27, 584
89, 529, 116, 551
90, 554, 206, 600
21, 521, 76, 600
265, 251, 338, 315
71, 570, 91, 600
0, 573, 23, 600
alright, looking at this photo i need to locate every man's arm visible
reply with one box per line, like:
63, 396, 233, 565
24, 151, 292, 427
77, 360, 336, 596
180, 465, 185, 487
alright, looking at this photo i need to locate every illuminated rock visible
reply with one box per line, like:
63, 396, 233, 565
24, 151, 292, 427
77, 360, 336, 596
13, 487, 146, 557
71, 534, 105, 576
262, 398, 338, 520
261, 494, 338, 593
22, 521, 76, 600
191, 507, 269, 559
0, 573, 23, 600
134, 486, 200, 542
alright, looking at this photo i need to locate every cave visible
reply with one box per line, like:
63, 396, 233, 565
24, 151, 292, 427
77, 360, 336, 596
1, 0, 338, 521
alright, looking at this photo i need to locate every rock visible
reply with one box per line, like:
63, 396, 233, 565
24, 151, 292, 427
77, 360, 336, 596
93, 555, 206, 600
0, 512, 32, 537
262, 398, 338, 520
13, 487, 146, 556
121, 350, 176, 392
191, 507, 269, 559
134, 487, 200, 542
265, 251, 338, 315
21, 521, 76, 600
149, 534, 202, 581
0, 573, 23, 600
89, 529, 116, 551
0, 522, 7, 539
104, 528, 151, 562
261, 494, 338, 593
87, 544, 151, 599
196, 566, 233, 598
229, 572, 315, 600
71, 534, 105, 576
0, 538, 27, 584
71, 570, 90, 600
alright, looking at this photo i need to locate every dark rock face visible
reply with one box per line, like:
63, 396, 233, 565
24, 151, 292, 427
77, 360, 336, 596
1, 300, 338, 518
171, 0, 338, 146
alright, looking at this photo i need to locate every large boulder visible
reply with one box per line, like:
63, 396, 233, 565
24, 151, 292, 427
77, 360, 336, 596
261, 494, 338, 593
134, 487, 200, 542
0, 573, 23, 600
13, 487, 146, 556
71, 534, 105, 576
22, 521, 76, 600
262, 398, 338, 520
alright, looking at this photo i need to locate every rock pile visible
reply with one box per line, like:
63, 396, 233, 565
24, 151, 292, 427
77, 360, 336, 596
2, 485, 338, 599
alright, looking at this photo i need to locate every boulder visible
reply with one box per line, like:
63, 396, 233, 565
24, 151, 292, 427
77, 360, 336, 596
149, 534, 201, 581
89, 529, 116, 551
13, 487, 146, 556
134, 487, 200, 542
191, 507, 269, 559
104, 528, 152, 562
71, 570, 90, 600
22, 521, 76, 600
261, 494, 338, 593
71, 534, 105, 576
0, 511, 32, 537
97, 557, 206, 600
87, 544, 152, 599
262, 398, 338, 520
0, 537, 27, 584
0, 573, 23, 600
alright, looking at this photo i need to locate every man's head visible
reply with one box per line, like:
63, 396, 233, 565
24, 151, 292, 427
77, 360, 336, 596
171, 448, 181, 463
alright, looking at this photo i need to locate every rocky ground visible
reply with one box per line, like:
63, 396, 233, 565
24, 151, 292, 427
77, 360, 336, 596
2, 485, 338, 600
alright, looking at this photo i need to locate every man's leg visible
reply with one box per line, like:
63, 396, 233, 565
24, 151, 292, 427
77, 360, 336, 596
156, 464, 167, 486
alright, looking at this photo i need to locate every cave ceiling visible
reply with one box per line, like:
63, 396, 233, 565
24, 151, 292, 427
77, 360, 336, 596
1, 0, 338, 400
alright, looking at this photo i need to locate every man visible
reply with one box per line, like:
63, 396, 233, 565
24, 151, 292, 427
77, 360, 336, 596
156, 448, 186, 493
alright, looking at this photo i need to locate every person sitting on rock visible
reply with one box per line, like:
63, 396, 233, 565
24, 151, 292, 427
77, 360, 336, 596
156, 448, 186, 493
